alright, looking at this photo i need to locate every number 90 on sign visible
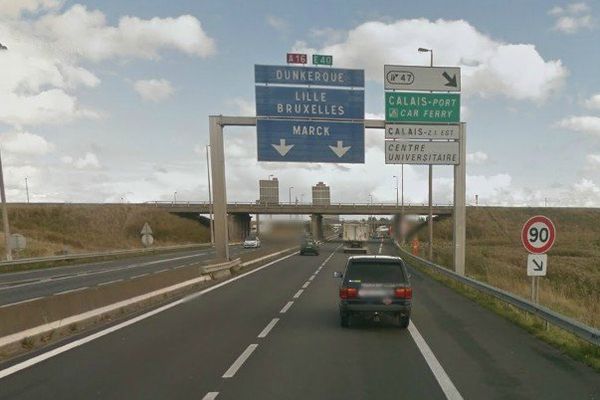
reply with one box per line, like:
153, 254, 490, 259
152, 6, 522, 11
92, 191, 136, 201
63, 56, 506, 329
521, 216, 556, 254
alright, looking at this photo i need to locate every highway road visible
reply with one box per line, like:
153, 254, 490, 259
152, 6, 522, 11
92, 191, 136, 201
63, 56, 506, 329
0, 240, 598, 399
0, 245, 258, 307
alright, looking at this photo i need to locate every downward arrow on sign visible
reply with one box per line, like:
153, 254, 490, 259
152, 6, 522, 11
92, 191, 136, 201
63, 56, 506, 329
329, 141, 351, 158
272, 139, 294, 156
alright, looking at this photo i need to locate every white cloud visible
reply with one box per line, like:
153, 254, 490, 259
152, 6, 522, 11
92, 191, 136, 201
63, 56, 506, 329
0, 4, 215, 128
0, 131, 54, 156
556, 116, 600, 136
229, 97, 256, 115
62, 152, 101, 169
549, 2, 594, 33
467, 151, 488, 164
584, 94, 600, 110
0, 0, 61, 17
133, 79, 174, 102
586, 154, 600, 167
34, 5, 216, 61
266, 15, 288, 31
293, 19, 567, 102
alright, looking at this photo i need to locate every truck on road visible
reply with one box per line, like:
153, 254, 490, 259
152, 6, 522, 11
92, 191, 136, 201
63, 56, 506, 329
343, 223, 369, 254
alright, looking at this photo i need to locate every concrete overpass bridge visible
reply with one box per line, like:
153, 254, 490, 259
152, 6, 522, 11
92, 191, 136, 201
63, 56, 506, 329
149, 201, 453, 242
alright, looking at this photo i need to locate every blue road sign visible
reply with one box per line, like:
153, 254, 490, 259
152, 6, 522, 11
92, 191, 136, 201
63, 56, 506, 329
255, 65, 364, 87
257, 119, 364, 163
255, 86, 364, 120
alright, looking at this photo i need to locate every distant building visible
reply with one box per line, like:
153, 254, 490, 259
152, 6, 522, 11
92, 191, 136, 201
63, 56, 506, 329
312, 182, 330, 205
259, 178, 279, 204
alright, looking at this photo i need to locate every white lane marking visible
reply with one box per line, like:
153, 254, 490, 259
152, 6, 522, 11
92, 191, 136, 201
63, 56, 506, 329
154, 268, 169, 274
257, 318, 279, 338
301, 281, 310, 289
0, 250, 299, 381
408, 323, 464, 400
222, 344, 258, 378
293, 289, 304, 299
53, 287, 88, 296
0, 296, 44, 308
202, 392, 219, 400
378, 241, 383, 254
130, 273, 149, 279
280, 301, 294, 314
308, 275, 315, 281
97, 279, 123, 287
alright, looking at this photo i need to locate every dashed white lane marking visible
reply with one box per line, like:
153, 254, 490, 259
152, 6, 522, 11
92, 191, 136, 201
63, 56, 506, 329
257, 318, 279, 338
408, 323, 464, 400
98, 279, 123, 287
53, 287, 88, 296
0, 297, 44, 308
202, 392, 219, 400
301, 281, 310, 289
131, 273, 149, 279
293, 289, 304, 299
280, 301, 294, 314
308, 275, 315, 281
222, 344, 259, 378
378, 241, 383, 254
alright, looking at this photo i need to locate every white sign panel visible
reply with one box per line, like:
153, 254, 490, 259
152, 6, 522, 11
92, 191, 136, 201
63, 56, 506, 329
527, 253, 547, 276
385, 141, 459, 165
385, 124, 460, 140
384, 65, 461, 92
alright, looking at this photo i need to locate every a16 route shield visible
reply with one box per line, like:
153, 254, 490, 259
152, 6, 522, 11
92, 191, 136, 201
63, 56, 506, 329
257, 119, 364, 163
386, 92, 460, 123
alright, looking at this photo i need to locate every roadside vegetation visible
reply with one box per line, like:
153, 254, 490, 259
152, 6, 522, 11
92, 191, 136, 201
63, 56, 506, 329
413, 207, 600, 329
0, 204, 210, 259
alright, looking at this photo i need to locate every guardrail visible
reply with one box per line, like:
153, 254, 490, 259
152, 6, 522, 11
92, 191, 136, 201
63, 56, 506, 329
395, 243, 600, 347
0, 243, 213, 268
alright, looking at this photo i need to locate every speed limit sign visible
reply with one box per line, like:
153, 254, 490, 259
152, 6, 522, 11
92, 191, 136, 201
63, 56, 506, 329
521, 216, 556, 254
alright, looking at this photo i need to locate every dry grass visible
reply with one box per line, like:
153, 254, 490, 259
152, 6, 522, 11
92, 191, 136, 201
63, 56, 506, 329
415, 207, 600, 329
0, 204, 210, 258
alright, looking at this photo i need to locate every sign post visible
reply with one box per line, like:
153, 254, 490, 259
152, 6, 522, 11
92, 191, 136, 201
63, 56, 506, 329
521, 215, 556, 303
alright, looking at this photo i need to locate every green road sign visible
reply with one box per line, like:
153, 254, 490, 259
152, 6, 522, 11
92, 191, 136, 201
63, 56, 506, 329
385, 92, 460, 123
312, 54, 333, 66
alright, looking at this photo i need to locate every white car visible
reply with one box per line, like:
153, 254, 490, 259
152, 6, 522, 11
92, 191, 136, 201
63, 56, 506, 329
243, 236, 261, 248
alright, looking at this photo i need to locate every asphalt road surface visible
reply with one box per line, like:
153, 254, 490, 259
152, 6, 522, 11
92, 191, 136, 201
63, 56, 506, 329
0, 240, 598, 399
0, 245, 257, 306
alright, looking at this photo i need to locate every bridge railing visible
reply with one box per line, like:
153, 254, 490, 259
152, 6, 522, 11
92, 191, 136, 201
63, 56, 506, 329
147, 201, 454, 208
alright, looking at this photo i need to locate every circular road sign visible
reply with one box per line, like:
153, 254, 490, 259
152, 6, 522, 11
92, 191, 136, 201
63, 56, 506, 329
521, 216, 556, 254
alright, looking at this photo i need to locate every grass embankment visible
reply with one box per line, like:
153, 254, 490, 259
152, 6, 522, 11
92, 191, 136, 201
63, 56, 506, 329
0, 204, 210, 259
414, 207, 600, 329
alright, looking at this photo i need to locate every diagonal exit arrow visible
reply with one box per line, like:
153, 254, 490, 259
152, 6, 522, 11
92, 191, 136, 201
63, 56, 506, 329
271, 139, 294, 156
442, 71, 457, 87
533, 259, 544, 271
329, 141, 351, 158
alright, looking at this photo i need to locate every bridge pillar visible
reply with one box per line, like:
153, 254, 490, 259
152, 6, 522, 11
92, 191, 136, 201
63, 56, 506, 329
228, 213, 251, 242
392, 214, 405, 244
255, 214, 260, 235
310, 214, 323, 240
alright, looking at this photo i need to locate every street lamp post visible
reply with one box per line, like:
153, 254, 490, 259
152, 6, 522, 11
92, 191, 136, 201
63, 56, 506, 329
25, 177, 30, 203
173, 191, 177, 204
289, 186, 294, 220
418, 46, 434, 260
0, 150, 11, 261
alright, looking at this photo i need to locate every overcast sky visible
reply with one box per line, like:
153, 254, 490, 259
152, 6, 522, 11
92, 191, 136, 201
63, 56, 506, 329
1, 0, 600, 207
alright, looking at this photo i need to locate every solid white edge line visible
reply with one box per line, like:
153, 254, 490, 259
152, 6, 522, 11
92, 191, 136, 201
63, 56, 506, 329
408, 323, 463, 400
202, 392, 219, 400
222, 344, 258, 378
0, 251, 299, 381
293, 289, 304, 299
279, 301, 294, 314
257, 318, 279, 338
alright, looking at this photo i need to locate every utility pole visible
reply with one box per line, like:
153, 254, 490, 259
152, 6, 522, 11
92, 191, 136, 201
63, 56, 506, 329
206, 145, 214, 244
0, 150, 12, 261
25, 177, 30, 203
288, 186, 294, 220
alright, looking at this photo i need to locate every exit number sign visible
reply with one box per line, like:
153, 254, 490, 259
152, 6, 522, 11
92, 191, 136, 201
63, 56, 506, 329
313, 54, 333, 66
287, 53, 307, 64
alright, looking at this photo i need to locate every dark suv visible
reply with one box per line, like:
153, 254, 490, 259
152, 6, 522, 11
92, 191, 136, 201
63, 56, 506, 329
334, 255, 412, 328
